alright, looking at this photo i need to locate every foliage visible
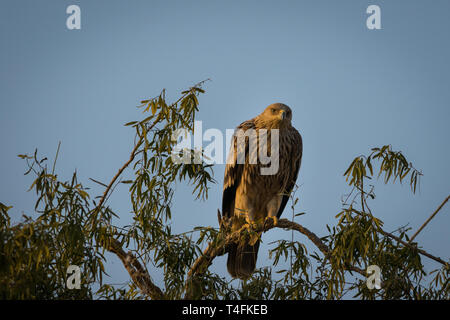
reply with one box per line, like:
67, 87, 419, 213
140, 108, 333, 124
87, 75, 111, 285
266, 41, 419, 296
0, 167, 103, 299
0, 81, 448, 300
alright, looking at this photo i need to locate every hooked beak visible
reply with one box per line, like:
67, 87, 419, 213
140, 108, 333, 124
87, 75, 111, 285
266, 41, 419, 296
279, 110, 286, 120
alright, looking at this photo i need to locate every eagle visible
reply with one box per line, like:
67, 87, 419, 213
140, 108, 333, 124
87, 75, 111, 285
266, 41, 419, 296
222, 103, 303, 279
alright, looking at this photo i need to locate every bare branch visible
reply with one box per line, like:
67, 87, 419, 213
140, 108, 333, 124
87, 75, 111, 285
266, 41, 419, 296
275, 219, 329, 256
108, 239, 165, 300
409, 195, 450, 243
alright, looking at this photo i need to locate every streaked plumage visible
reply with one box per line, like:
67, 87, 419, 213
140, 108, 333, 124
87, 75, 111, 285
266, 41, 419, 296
222, 103, 303, 279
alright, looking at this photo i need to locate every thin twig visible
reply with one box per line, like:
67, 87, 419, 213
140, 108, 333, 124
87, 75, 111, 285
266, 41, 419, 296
381, 228, 448, 266
89, 177, 109, 188
94, 140, 143, 214
409, 195, 450, 243
51, 141, 61, 176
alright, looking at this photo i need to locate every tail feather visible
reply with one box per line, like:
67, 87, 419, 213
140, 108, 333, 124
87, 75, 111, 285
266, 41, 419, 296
227, 240, 260, 280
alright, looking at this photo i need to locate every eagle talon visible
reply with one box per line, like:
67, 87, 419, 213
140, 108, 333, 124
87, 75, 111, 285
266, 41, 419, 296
264, 216, 278, 229
244, 217, 257, 230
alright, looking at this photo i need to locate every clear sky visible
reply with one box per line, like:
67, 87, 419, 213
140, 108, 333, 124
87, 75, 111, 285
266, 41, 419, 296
1, 0, 449, 292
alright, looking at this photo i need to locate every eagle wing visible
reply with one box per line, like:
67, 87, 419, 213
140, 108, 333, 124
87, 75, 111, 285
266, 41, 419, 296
275, 128, 303, 218
221, 119, 256, 219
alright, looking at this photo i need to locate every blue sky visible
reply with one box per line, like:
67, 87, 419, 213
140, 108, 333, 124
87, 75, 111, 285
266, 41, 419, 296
1, 0, 449, 293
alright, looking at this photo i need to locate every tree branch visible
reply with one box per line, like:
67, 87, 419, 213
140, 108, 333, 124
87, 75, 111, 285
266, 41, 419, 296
94, 140, 142, 214
185, 212, 449, 299
277, 217, 448, 268
93, 117, 163, 215
93, 120, 163, 299
380, 229, 448, 267
108, 238, 165, 300
409, 195, 449, 243
184, 217, 364, 299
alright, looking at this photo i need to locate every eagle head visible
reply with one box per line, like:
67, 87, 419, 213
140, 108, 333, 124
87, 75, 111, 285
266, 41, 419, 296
258, 103, 292, 128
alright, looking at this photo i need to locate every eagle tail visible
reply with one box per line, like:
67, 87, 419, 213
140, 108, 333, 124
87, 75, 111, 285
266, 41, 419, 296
227, 240, 260, 280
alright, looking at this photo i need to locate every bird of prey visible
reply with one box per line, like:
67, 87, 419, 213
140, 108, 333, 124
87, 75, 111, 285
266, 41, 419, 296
222, 103, 303, 279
